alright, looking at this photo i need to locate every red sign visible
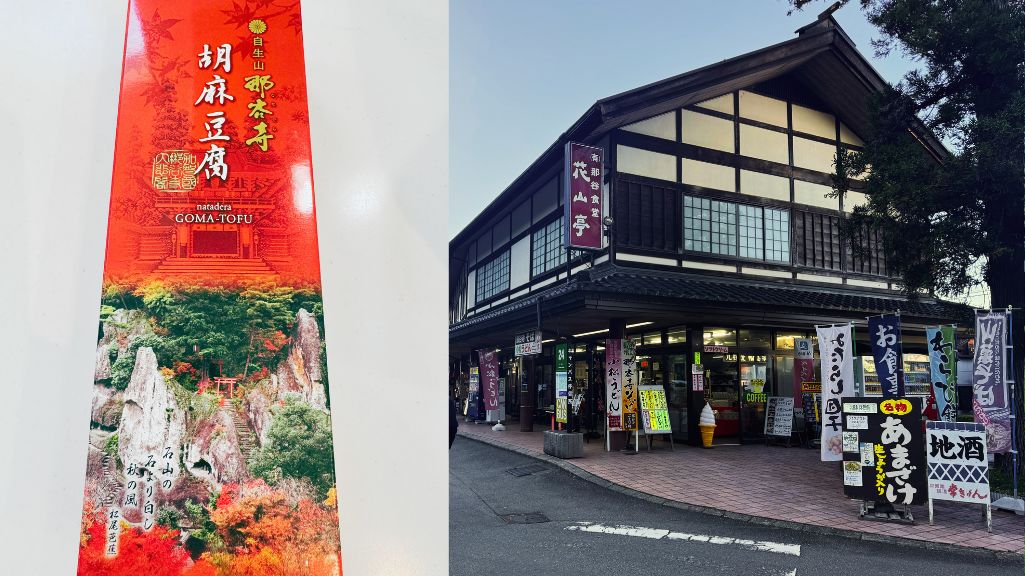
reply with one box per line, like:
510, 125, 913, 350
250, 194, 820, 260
479, 350, 500, 411
564, 142, 604, 250
78, 3, 342, 574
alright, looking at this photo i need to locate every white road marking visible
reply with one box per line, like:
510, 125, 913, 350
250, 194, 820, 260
565, 522, 802, 557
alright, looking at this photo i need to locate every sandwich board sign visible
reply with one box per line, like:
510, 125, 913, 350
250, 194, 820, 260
925, 421, 991, 530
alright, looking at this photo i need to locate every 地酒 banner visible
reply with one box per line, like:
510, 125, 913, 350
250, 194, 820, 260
972, 311, 1012, 453
479, 349, 500, 411
78, 3, 343, 574
605, 339, 623, 430
926, 326, 958, 423
868, 314, 905, 398
816, 325, 854, 461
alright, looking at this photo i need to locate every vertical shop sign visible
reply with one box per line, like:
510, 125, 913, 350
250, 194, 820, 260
972, 311, 1011, 453
563, 142, 604, 250
925, 326, 958, 422
79, 3, 342, 573
479, 350, 500, 411
467, 367, 481, 420
868, 314, 905, 398
816, 325, 855, 461
842, 398, 927, 505
555, 343, 569, 424
622, 340, 638, 431
793, 338, 815, 409
606, 339, 623, 430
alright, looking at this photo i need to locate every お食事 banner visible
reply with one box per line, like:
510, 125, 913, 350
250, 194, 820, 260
868, 314, 905, 397
79, 2, 343, 574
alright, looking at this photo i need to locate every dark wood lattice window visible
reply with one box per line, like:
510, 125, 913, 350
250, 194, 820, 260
847, 223, 888, 276
614, 178, 679, 253
793, 210, 842, 271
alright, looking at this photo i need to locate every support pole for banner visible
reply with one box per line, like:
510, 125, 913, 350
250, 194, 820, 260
992, 307, 1023, 515
1007, 306, 1018, 501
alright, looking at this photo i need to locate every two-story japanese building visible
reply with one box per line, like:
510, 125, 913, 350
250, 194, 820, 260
449, 12, 969, 447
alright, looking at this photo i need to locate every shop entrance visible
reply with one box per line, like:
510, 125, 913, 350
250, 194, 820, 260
701, 350, 740, 439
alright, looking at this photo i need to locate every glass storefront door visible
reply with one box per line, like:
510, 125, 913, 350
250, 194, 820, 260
666, 354, 688, 441
702, 351, 740, 438
739, 354, 769, 439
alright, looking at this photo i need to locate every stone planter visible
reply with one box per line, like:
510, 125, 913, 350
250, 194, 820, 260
543, 430, 584, 459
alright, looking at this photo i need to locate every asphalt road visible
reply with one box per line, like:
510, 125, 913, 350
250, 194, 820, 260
450, 437, 1022, 576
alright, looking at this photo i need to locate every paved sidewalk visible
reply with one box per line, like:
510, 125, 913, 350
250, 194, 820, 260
458, 422, 1024, 556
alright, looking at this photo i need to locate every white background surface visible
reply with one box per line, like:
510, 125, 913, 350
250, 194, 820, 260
0, 1, 448, 574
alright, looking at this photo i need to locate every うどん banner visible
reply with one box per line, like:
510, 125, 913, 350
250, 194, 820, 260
78, 3, 342, 574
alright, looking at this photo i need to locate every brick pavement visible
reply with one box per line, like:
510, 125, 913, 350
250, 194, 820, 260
458, 422, 1024, 556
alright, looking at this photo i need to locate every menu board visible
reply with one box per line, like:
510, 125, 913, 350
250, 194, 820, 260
841, 397, 927, 505
763, 396, 794, 437
638, 385, 672, 435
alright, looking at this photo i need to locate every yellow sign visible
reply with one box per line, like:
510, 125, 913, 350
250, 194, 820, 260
639, 386, 672, 433
880, 398, 913, 416
556, 397, 568, 422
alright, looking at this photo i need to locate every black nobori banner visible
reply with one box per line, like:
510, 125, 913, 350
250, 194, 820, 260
841, 397, 927, 505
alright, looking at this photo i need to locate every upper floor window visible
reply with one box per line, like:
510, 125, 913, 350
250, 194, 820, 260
476, 249, 510, 302
684, 195, 790, 263
531, 217, 566, 276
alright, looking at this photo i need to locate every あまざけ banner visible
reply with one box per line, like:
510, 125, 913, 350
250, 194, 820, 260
78, 2, 342, 575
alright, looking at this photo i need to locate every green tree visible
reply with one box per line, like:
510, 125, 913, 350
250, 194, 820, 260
249, 398, 336, 499
239, 286, 296, 379
792, 0, 1025, 462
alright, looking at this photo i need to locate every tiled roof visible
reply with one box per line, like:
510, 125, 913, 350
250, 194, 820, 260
450, 264, 970, 336
587, 267, 970, 321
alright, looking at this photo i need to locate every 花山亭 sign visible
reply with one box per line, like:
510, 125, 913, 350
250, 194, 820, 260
515, 330, 542, 356
563, 142, 604, 250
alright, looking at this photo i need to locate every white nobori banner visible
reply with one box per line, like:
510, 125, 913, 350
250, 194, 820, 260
816, 324, 855, 461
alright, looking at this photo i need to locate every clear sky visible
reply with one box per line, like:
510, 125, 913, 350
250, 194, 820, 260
449, 0, 924, 238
